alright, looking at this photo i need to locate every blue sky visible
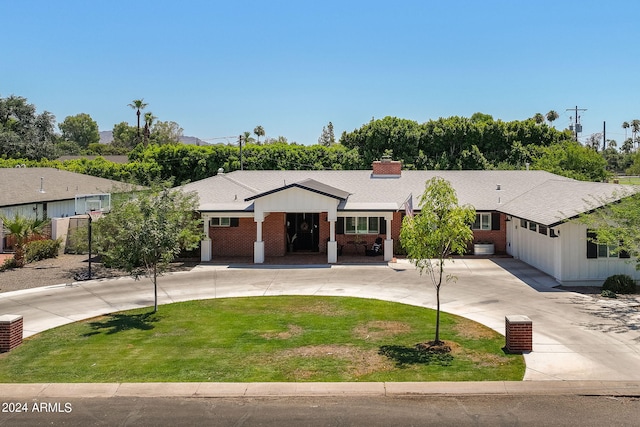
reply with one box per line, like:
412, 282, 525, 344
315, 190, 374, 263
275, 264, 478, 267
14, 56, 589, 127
3, 1, 639, 146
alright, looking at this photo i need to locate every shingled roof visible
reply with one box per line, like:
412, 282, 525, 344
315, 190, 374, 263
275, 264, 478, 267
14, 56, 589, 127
183, 169, 635, 224
0, 168, 143, 208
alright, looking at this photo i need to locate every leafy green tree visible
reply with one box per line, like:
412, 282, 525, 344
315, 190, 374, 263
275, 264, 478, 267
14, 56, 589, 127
127, 99, 148, 139
399, 177, 475, 345
341, 116, 422, 166
95, 186, 202, 312
150, 120, 183, 145
318, 121, 336, 146
0, 95, 56, 159
470, 112, 494, 123
579, 191, 640, 268
531, 141, 609, 181
0, 213, 48, 267
253, 125, 265, 144
58, 113, 100, 148
55, 140, 82, 156
111, 121, 139, 149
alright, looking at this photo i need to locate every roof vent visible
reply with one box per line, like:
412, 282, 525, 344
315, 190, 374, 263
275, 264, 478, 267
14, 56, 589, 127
217, 168, 224, 175
496, 184, 501, 191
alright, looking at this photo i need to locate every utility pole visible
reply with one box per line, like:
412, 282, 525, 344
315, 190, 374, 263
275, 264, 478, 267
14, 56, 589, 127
566, 105, 587, 142
603, 121, 606, 152
238, 134, 244, 171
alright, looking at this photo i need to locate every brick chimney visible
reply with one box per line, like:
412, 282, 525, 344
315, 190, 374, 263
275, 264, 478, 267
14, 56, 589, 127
372, 156, 402, 177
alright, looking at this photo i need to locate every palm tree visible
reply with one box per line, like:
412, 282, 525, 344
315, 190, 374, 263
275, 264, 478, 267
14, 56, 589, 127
1, 214, 47, 267
631, 120, 640, 148
128, 99, 148, 138
546, 110, 559, 127
622, 121, 630, 140
533, 113, 545, 124
253, 125, 265, 144
143, 112, 156, 145
243, 131, 256, 145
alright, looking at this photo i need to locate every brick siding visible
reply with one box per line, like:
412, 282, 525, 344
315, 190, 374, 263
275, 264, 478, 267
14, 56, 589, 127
470, 212, 508, 254
0, 315, 23, 353
505, 315, 532, 353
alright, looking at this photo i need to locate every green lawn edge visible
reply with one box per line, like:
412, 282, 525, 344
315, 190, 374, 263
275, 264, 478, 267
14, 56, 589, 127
0, 296, 524, 382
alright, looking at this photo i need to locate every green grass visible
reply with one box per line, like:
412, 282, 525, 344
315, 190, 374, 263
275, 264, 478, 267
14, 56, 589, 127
612, 176, 640, 185
0, 296, 524, 382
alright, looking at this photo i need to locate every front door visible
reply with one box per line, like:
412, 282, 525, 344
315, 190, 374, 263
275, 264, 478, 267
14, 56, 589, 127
286, 213, 319, 252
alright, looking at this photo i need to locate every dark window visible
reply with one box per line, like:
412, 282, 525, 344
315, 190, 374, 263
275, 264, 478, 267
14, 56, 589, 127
586, 230, 598, 259
491, 212, 501, 230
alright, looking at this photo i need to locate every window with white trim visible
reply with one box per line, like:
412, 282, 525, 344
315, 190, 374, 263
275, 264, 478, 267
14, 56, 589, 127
211, 217, 231, 227
345, 216, 379, 234
472, 213, 491, 230
598, 243, 619, 258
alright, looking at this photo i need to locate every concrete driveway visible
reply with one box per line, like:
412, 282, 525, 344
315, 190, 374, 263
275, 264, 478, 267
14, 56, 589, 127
1, 258, 639, 381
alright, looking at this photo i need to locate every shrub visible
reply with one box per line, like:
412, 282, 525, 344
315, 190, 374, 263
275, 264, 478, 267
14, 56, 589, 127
601, 289, 617, 298
25, 239, 61, 263
0, 257, 17, 271
602, 274, 637, 294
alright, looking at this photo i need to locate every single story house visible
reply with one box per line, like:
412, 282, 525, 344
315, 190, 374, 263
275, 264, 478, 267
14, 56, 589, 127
0, 167, 142, 252
182, 159, 638, 286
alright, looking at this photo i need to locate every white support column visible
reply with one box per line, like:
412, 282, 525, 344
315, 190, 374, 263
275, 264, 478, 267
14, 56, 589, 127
327, 219, 337, 263
201, 215, 211, 262
254, 218, 265, 263
384, 216, 393, 261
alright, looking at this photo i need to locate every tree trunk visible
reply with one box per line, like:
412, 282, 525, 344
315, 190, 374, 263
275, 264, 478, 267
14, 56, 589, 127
14, 243, 25, 268
153, 263, 158, 313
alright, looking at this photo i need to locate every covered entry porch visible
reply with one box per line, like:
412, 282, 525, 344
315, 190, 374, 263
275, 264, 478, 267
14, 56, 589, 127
199, 179, 396, 264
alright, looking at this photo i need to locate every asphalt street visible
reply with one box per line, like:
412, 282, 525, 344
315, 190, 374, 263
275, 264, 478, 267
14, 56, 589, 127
2, 395, 640, 427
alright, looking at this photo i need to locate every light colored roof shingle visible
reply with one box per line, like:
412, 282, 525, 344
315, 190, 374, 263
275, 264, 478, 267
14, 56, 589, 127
184, 169, 625, 223
0, 168, 144, 207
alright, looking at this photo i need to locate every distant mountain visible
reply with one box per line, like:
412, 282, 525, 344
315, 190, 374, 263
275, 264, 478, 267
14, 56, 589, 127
98, 131, 207, 146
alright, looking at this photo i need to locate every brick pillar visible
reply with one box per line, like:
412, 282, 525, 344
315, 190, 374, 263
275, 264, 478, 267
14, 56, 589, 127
505, 315, 532, 353
0, 315, 23, 353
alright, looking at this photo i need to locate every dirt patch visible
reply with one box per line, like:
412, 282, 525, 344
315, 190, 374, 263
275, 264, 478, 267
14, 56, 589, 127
0, 254, 198, 293
279, 344, 394, 377
353, 320, 411, 340
260, 324, 304, 340
453, 320, 496, 340
285, 300, 348, 316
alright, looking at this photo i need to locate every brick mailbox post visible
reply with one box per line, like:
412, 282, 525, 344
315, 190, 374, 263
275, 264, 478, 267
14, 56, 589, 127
505, 315, 532, 353
0, 315, 23, 353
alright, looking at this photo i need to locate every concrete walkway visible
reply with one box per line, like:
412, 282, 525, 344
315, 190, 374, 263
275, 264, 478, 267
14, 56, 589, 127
1, 258, 640, 394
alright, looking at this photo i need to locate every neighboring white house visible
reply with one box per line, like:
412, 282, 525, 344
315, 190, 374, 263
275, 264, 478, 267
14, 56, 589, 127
0, 167, 142, 252
183, 160, 638, 286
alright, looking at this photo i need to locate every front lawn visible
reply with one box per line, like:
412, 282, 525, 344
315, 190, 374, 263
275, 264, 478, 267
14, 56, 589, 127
0, 296, 524, 382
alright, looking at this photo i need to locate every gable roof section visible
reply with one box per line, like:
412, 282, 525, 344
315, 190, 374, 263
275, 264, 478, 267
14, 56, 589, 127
245, 178, 350, 201
499, 180, 635, 226
183, 169, 580, 214
0, 167, 143, 208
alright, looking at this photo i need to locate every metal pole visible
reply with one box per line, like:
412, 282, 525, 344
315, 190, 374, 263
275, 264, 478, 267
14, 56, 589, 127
87, 215, 92, 279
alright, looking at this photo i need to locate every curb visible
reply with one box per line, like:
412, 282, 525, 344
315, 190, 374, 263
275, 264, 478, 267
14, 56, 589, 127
2, 381, 640, 399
